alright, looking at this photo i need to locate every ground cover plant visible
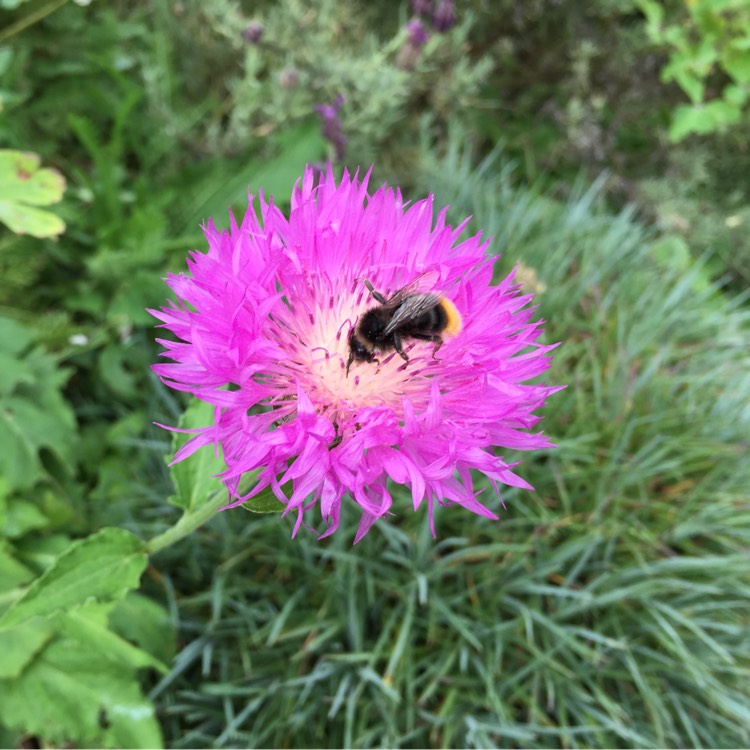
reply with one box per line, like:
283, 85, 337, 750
0, 0, 749, 747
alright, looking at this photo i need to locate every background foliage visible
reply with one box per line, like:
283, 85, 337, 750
0, 0, 749, 747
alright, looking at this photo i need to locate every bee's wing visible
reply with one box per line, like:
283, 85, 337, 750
382, 293, 442, 335
379, 270, 440, 308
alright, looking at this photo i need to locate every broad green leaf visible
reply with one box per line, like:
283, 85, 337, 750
0, 150, 65, 237
0, 635, 163, 748
108, 591, 177, 664
60, 607, 168, 673
0, 617, 55, 678
168, 398, 226, 511
0, 199, 66, 237
0, 390, 76, 490
13, 532, 71, 573
0, 316, 33, 356
0, 527, 146, 629
0, 350, 35, 396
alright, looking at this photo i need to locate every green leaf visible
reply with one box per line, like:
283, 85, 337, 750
0, 617, 55, 678
242, 486, 284, 514
723, 82, 749, 106
0, 634, 163, 748
668, 102, 728, 140
635, 0, 664, 40
0, 316, 33, 356
0, 199, 66, 238
108, 591, 177, 665
650, 234, 692, 272
0, 546, 35, 593
0, 350, 35, 396
2, 498, 49, 539
60, 606, 168, 674
0, 150, 65, 237
0, 528, 146, 629
0, 389, 76, 491
722, 48, 750, 83
168, 398, 226, 512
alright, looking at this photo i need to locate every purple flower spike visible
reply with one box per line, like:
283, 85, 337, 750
432, 0, 455, 32
314, 95, 347, 161
407, 18, 430, 47
151, 166, 561, 542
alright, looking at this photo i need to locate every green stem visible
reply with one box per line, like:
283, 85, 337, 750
146, 490, 226, 555
0, 0, 70, 44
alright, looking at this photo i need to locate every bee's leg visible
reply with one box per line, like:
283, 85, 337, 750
411, 333, 444, 361
430, 336, 444, 360
363, 279, 388, 305
393, 333, 410, 363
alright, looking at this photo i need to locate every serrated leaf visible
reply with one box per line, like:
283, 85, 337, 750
0, 528, 146, 629
0, 390, 76, 491
0, 634, 162, 748
0, 150, 65, 237
169, 399, 226, 512
0, 617, 55, 678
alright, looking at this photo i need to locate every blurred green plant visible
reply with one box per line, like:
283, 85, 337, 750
0, 149, 65, 237
638, 0, 750, 140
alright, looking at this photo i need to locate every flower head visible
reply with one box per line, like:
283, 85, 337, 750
406, 18, 430, 47
241, 21, 264, 44
152, 166, 560, 542
432, 0, 455, 32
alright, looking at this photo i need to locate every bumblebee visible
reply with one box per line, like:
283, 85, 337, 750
346, 276, 462, 375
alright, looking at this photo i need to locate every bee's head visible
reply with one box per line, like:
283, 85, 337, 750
346, 327, 377, 376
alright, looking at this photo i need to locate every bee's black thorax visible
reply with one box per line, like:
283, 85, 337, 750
346, 288, 453, 376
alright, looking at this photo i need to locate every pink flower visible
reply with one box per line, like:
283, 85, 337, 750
151, 166, 561, 542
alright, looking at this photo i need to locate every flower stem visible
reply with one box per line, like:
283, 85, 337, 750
146, 491, 226, 555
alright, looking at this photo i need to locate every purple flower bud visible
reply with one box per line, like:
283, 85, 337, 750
242, 21, 264, 44
406, 18, 430, 47
432, 0, 455, 32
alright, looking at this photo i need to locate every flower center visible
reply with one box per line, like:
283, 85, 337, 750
269, 283, 435, 421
